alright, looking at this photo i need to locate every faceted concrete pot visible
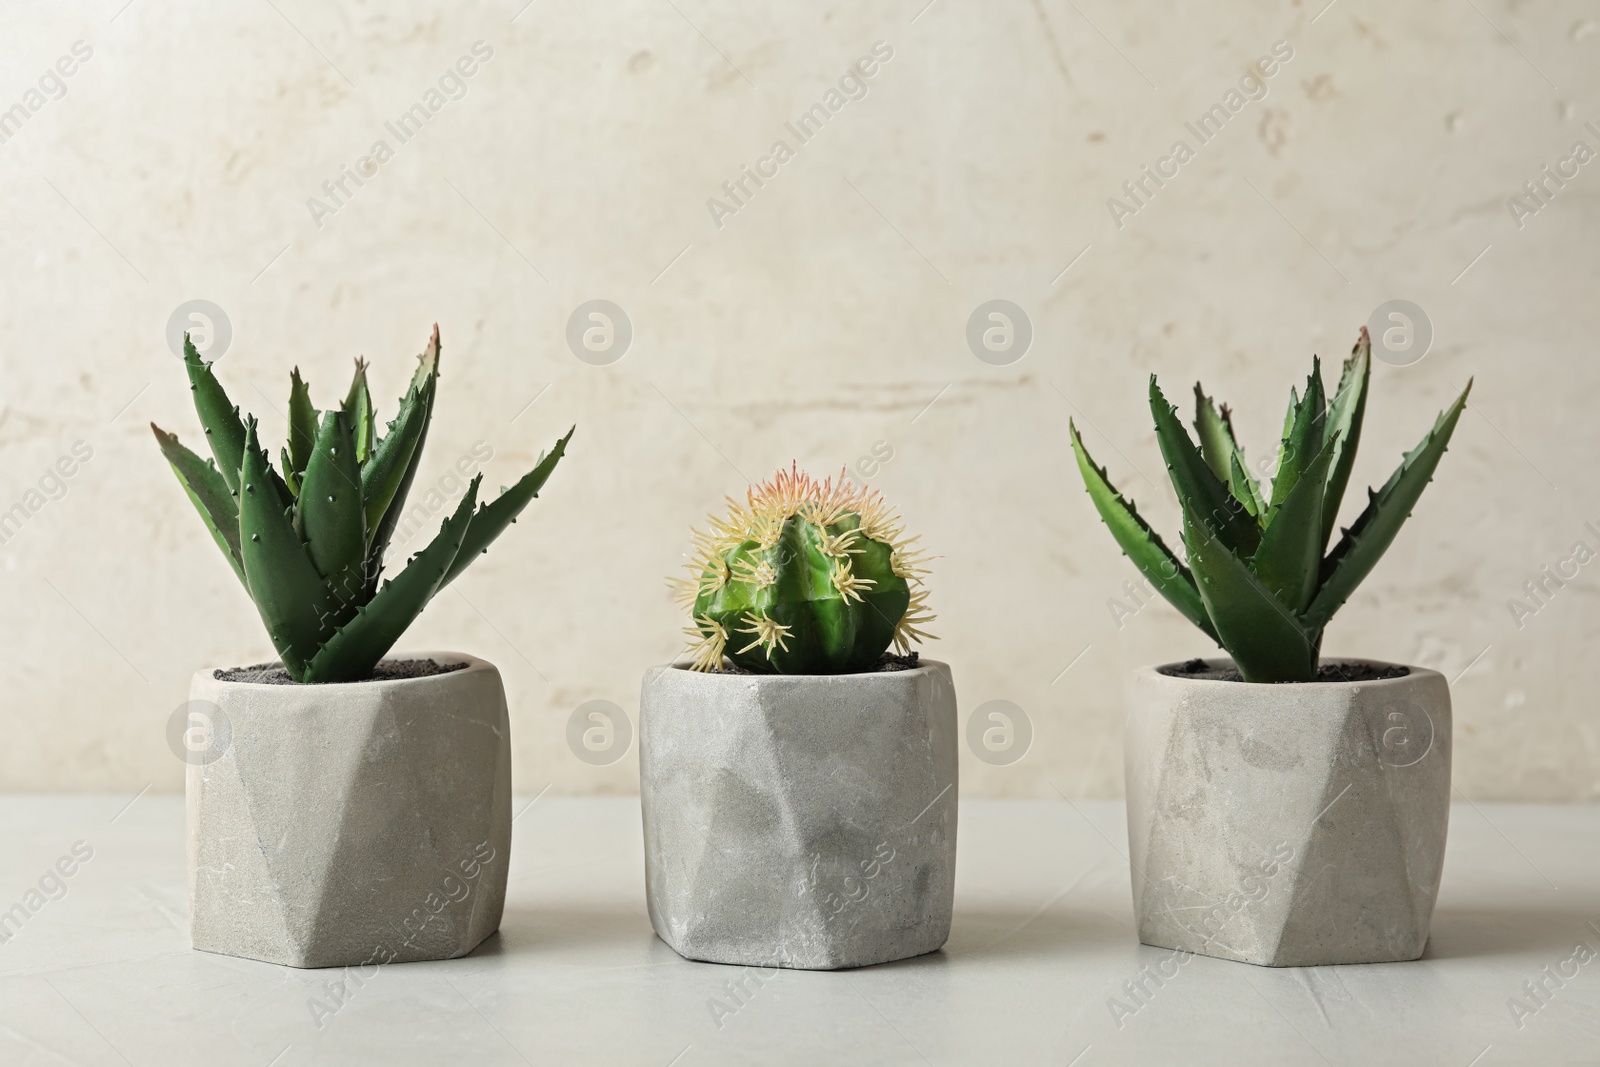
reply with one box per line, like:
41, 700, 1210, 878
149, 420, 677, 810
186, 652, 510, 969
639, 661, 958, 970
1125, 658, 1451, 967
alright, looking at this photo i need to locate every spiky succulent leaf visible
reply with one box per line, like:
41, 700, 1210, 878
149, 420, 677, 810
296, 409, 367, 615
1182, 506, 1316, 682
237, 418, 339, 680
1228, 453, 1263, 518
342, 358, 376, 466
1280, 386, 1298, 449
152, 424, 246, 589
1074, 332, 1467, 681
1303, 380, 1472, 632
162, 324, 572, 682
287, 369, 317, 481
1251, 432, 1337, 614
1069, 419, 1218, 641
363, 403, 435, 592
360, 331, 439, 552
182, 336, 247, 494
1269, 359, 1327, 509
1150, 377, 1260, 557
1320, 331, 1371, 551
1193, 385, 1239, 484
439, 426, 573, 589
260, 450, 295, 515
302, 476, 479, 683
280, 448, 300, 497
1197, 387, 1265, 517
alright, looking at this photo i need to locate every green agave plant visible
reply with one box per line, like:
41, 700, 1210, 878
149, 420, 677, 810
153, 325, 572, 682
1069, 327, 1470, 683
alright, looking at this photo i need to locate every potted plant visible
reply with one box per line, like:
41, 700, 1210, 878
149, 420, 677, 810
639, 467, 955, 970
153, 325, 571, 968
1069, 327, 1470, 967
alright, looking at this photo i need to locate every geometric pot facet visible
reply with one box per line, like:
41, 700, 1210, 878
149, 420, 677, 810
186, 652, 510, 969
639, 660, 958, 970
1125, 658, 1451, 967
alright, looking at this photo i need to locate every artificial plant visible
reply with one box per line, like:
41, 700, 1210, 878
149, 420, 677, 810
677, 467, 934, 673
1069, 327, 1470, 683
153, 324, 571, 682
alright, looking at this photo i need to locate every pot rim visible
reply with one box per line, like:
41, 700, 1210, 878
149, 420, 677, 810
1139, 656, 1444, 690
193, 650, 496, 691
648, 658, 950, 682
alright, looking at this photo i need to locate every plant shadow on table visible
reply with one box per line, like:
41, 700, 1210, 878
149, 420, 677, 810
480, 907, 1128, 969
480, 902, 1132, 966
1422, 906, 1600, 961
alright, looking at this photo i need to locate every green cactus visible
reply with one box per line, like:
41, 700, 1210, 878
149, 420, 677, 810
677, 467, 934, 673
1069, 327, 1471, 683
153, 324, 572, 682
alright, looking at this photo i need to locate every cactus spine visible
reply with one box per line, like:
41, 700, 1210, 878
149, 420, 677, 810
678, 467, 934, 674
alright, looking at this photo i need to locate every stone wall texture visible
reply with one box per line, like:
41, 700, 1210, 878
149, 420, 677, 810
0, 1, 1595, 798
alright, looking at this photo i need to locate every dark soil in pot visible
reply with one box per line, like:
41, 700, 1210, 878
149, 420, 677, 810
1158, 659, 1410, 683
213, 658, 468, 684
704, 651, 923, 675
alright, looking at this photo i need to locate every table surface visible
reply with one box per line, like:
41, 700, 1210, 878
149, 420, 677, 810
0, 796, 1596, 1066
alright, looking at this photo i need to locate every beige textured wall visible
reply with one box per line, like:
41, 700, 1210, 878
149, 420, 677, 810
0, 0, 1595, 799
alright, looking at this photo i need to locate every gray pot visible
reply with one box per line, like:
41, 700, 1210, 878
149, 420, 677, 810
639, 660, 958, 970
186, 652, 510, 968
1125, 658, 1451, 967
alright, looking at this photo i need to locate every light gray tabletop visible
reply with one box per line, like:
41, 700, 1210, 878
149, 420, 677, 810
0, 796, 1594, 1065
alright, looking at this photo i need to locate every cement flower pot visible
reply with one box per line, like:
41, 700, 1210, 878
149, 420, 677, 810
1125, 657, 1451, 967
186, 652, 511, 969
639, 660, 958, 970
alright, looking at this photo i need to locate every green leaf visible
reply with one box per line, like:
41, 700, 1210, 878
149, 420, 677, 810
1269, 359, 1327, 509
280, 448, 300, 498
1182, 505, 1316, 683
152, 423, 247, 590
1193, 384, 1237, 483
287, 369, 317, 481
405, 324, 439, 396
182, 336, 247, 494
296, 409, 367, 615
342, 357, 375, 466
1222, 406, 1265, 514
1320, 330, 1371, 551
1228, 453, 1262, 518
303, 475, 479, 682
360, 332, 438, 550
1196, 384, 1265, 517
1303, 380, 1472, 632
1251, 432, 1337, 614
1150, 376, 1260, 557
1070, 420, 1218, 642
440, 426, 574, 590
237, 418, 340, 680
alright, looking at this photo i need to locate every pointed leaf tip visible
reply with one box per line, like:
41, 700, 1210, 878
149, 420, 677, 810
1069, 419, 1217, 642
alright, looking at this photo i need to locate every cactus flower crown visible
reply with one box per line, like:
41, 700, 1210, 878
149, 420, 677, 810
675, 467, 935, 674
